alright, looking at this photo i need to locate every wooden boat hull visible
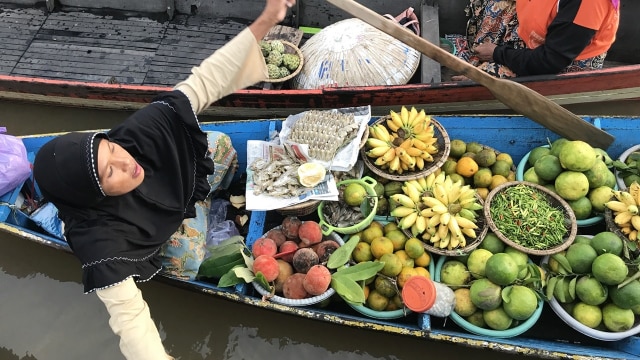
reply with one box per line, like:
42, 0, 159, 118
3, 115, 640, 359
0, 1, 639, 118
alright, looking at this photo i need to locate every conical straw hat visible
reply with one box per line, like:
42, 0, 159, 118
291, 18, 420, 89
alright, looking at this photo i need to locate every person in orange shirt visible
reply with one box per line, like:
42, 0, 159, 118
454, 0, 619, 79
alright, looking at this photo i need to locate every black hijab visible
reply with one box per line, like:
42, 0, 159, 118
34, 90, 214, 293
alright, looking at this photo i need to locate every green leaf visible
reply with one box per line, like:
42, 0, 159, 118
218, 269, 243, 288
331, 274, 365, 304
551, 253, 572, 274
555, 277, 567, 303
333, 261, 385, 281
612, 160, 630, 170
327, 235, 361, 269
254, 272, 272, 291
232, 266, 255, 283
242, 249, 254, 269
568, 276, 577, 302
546, 276, 558, 301
502, 285, 513, 304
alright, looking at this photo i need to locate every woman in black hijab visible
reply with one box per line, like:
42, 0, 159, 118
32, 1, 296, 358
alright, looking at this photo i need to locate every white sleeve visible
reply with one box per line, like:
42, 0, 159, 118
96, 277, 173, 360
174, 27, 269, 114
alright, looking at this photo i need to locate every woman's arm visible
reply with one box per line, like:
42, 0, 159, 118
174, 0, 295, 114
492, 0, 596, 76
96, 278, 173, 360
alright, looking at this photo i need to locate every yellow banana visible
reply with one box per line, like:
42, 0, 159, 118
412, 109, 427, 131
437, 222, 449, 241
429, 232, 440, 244
366, 138, 390, 149
631, 215, 640, 232
374, 156, 389, 166
415, 156, 425, 170
620, 226, 632, 235
422, 196, 446, 208
405, 146, 424, 157
390, 193, 416, 208
454, 215, 478, 229
406, 179, 423, 192
388, 155, 401, 172
398, 211, 418, 230
397, 138, 412, 149
432, 204, 449, 214
390, 206, 417, 218
420, 152, 434, 162
398, 149, 416, 167
615, 211, 634, 225
414, 214, 427, 235
400, 161, 409, 171
461, 227, 477, 239
433, 183, 449, 206
366, 145, 392, 158
616, 191, 637, 206
386, 118, 400, 132
631, 230, 638, 241
374, 124, 392, 142
440, 212, 451, 226
421, 207, 438, 218
381, 147, 397, 163
389, 110, 404, 130
629, 205, 640, 215
439, 233, 450, 249
458, 208, 477, 220
426, 213, 441, 232
402, 184, 422, 204
411, 138, 428, 150
417, 176, 429, 191
400, 106, 410, 126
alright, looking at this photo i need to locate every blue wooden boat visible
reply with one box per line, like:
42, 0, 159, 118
2, 115, 640, 359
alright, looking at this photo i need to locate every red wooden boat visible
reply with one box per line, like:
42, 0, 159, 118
1, 1, 638, 118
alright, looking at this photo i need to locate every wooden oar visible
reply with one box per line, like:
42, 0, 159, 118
326, 0, 615, 149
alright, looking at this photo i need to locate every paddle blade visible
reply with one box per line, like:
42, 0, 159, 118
326, 0, 615, 149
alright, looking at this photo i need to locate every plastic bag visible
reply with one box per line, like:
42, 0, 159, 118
206, 198, 240, 249
0, 127, 31, 197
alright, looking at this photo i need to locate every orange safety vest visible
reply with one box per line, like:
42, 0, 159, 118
516, 0, 619, 60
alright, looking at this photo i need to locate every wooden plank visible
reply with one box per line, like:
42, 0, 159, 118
420, 0, 441, 83
264, 25, 304, 46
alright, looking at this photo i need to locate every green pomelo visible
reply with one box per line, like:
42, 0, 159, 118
592, 253, 629, 286
454, 288, 478, 317
485, 253, 519, 286
440, 260, 471, 289
572, 302, 603, 329
558, 140, 597, 172
504, 246, 529, 270
479, 232, 506, 254
528, 146, 551, 167
602, 303, 636, 332
534, 154, 563, 181
523, 167, 546, 185
565, 243, 598, 274
583, 160, 612, 189
483, 307, 513, 330
469, 278, 503, 310
544, 183, 557, 193
590, 231, 623, 256
467, 249, 494, 279
604, 170, 617, 188
609, 280, 640, 310
575, 276, 608, 306
503, 285, 539, 321
465, 310, 486, 328
549, 138, 570, 157
573, 235, 593, 245
555, 171, 590, 201
567, 197, 593, 220
588, 186, 614, 213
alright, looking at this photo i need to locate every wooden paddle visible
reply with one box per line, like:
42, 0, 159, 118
326, 0, 615, 149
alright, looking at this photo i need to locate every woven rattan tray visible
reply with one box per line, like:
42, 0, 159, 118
263, 40, 304, 83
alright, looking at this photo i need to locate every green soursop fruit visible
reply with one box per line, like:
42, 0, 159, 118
260, 40, 271, 57
267, 64, 281, 79
266, 51, 283, 66
279, 66, 291, 78
282, 53, 300, 71
269, 40, 285, 54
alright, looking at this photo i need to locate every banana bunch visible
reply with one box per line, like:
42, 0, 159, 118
197, 235, 249, 279
389, 173, 483, 250
605, 182, 640, 241
364, 106, 439, 175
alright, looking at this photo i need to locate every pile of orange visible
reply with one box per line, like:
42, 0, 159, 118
441, 139, 516, 199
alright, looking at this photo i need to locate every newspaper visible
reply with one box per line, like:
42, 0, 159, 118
245, 140, 339, 211
278, 105, 371, 172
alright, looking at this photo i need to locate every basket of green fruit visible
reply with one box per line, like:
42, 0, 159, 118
261, 39, 304, 83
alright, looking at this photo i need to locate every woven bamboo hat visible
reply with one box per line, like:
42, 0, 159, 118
291, 18, 420, 89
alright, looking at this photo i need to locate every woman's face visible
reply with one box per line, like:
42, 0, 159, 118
97, 139, 145, 196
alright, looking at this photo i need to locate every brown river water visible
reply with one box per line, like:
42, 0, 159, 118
1, 98, 638, 360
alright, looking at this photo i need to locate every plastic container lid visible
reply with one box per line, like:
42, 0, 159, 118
401, 276, 436, 313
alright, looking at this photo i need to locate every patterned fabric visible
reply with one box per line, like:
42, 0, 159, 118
159, 131, 237, 280
450, 0, 606, 78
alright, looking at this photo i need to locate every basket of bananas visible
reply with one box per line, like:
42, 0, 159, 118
604, 181, 640, 259
389, 172, 488, 256
361, 106, 450, 182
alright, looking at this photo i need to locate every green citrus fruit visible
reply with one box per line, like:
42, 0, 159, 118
465, 311, 486, 328
590, 231, 623, 256
565, 242, 598, 274
440, 260, 471, 289
583, 160, 612, 189
503, 285, 539, 320
558, 140, 597, 172
344, 182, 367, 206
374, 275, 397, 298
483, 307, 513, 330
575, 276, 608, 306
466, 142, 484, 154
366, 289, 390, 311
534, 154, 563, 181
528, 146, 551, 167
592, 253, 629, 285
609, 279, 640, 310
454, 288, 478, 317
572, 302, 603, 329
473, 168, 493, 188
479, 232, 505, 254
450, 139, 467, 158
379, 253, 403, 277
549, 138, 570, 157
466, 248, 494, 279
573, 235, 593, 245
469, 278, 503, 310
475, 149, 497, 167
588, 186, 615, 213
352, 241, 373, 263
485, 253, 519, 286
555, 171, 590, 201
567, 197, 593, 220
523, 166, 546, 185
602, 303, 635, 332
491, 160, 512, 178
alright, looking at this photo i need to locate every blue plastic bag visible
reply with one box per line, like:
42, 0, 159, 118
0, 127, 31, 197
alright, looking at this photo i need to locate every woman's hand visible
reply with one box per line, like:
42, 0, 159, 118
250, 0, 296, 40
473, 42, 497, 62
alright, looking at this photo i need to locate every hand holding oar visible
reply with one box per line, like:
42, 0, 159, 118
325, 0, 615, 149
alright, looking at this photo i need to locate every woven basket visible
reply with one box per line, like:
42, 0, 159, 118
263, 40, 304, 83
604, 205, 640, 260
401, 194, 488, 257
360, 115, 450, 181
484, 181, 577, 256
276, 199, 321, 217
